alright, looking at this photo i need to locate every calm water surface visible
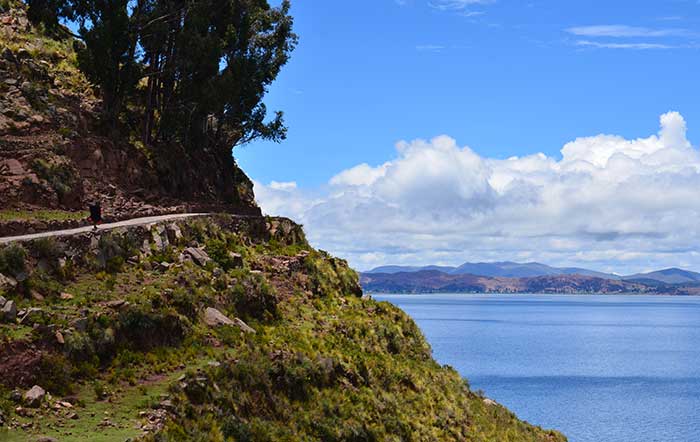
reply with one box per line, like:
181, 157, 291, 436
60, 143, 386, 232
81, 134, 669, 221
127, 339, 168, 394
374, 294, 700, 442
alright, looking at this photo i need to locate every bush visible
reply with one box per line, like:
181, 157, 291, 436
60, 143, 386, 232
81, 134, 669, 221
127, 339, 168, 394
35, 353, 75, 396
226, 273, 279, 322
117, 307, 186, 351
31, 237, 62, 261
95, 232, 139, 272
206, 238, 246, 271
304, 251, 362, 298
0, 244, 28, 277
31, 158, 80, 203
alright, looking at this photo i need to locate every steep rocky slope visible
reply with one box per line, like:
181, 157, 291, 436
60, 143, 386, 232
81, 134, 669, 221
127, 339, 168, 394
0, 215, 566, 441
0, 2, 259, 236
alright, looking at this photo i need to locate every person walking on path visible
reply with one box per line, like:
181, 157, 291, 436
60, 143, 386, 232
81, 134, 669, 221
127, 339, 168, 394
88, 202, 102, 230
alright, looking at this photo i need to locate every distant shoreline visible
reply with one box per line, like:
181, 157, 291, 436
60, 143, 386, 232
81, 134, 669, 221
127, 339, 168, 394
369, 291, 700, 297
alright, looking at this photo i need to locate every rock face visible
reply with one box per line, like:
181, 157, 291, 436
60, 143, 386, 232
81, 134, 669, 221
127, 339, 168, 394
23, 385, 46, 408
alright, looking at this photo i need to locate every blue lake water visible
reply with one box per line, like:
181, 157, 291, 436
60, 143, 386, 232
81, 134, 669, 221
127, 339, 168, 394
374, 294, 700, 442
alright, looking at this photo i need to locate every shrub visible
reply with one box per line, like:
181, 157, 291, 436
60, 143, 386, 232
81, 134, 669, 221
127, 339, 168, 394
93, 381, 107, 400
304, 251, 362, 298
117, 307, 186, 351
35, 353, 75, 396
206, 238, 246, 271
31, 237, 62, 261
30, 158, 80, 203
0, 244, 28, 277
226, 273, 279, 322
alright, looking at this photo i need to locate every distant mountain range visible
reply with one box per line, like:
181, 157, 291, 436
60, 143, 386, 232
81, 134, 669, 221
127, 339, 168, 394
367, 261, 619, 279
361, 262, 700, 295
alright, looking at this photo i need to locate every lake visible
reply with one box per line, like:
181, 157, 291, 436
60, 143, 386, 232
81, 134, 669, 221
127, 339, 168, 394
374, 294, 700, 442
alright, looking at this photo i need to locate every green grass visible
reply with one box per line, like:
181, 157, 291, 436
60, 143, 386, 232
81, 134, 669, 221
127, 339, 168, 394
0, 324, 33, 341
0, 216, 566, 442
2, 372, 171, 442
0, 210, 88, 222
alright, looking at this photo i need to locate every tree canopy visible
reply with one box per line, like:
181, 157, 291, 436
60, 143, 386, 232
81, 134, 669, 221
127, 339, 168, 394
27, 0, 297, 155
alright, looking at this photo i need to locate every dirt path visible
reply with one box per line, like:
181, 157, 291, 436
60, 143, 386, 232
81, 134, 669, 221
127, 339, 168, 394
0, 213, 208, 244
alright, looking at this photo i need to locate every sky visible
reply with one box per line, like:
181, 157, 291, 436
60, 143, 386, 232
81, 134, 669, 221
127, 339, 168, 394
238, 0, 700, 273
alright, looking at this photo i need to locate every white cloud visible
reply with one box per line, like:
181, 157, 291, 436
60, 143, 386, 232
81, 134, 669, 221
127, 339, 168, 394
575, 40, 676, 50
566, 25, 694, 38
415, 44, 446, 51
269, 181, 297, 190
428, 0, 495, 12
255, 112, 700, 274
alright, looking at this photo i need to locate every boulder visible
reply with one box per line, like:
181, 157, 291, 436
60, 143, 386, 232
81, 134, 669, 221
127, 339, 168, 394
203, 308, 255, 333
203, 307, 233, 327
166, 223, 183, 244
104, 300, 128, 309
184, 247, 211, 267
10, 390, 22, 403
1, 300, 17, 322
158, 262, 172, 271
23, 385, 46, 408
0, 273, 17, 290
232, 317, 256, 334
0, 295, 5, 308
30, 289, 44, 301
151, 226, 169, 251
71, 317, 88, 332
483, 398, 497, 406
1, 47, 16, 63
228, 252, 244, 269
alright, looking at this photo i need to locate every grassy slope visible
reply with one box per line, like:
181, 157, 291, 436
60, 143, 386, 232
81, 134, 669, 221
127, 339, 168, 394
0, 216, 566, 442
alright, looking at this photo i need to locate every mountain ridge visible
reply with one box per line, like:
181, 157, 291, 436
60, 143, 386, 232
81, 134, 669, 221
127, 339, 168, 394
365, 261, 700, 284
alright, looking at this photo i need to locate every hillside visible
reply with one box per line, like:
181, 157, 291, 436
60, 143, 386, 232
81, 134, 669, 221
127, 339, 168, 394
0, 2, 260, 237
622, 268, 700, 284
360, 270, 700, 295
360, 270, 650, 294
0, 215, 565, 441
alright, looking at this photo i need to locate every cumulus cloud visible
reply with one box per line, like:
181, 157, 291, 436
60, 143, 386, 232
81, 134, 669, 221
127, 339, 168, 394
254, 112, 700, 274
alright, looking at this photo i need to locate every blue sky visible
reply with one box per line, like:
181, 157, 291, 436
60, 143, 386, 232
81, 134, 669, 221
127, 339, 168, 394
240, 0, 700, 273
239, 0, 699, 187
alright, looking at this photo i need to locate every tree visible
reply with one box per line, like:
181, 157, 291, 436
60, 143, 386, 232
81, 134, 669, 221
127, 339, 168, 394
30, 0, 296, 153
26, 0, 73, 34
70, 0, 144, 128
140, 0, 297, 154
